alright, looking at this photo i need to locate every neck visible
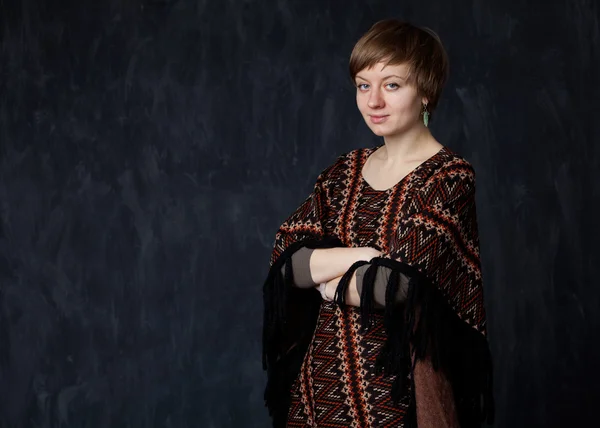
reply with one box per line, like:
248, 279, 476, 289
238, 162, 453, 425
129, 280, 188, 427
381, 124, 434, 160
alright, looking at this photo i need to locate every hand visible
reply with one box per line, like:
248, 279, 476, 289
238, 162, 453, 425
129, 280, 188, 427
318, 283, 331, 301
318, 278, 340, 301
318, 274, 360, 306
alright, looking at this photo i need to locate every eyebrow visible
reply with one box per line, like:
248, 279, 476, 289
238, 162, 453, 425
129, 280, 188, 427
355, 74, 407, 82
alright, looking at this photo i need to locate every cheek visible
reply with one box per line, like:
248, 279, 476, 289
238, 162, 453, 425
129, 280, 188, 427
356, 94, 369, 115
390, 96, 419, 117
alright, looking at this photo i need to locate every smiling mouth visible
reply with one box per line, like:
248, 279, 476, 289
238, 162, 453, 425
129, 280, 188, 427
369, 115, 389, 124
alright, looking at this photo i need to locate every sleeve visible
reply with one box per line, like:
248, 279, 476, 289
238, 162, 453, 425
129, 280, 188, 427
262, 159, 345, 424
339, 161, 494, 427
279, 247, 317, 289
355, 264, 410, 306
283, 249, 412, 297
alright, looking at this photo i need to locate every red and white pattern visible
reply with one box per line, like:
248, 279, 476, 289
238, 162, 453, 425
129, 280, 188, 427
287, 302, 409, 427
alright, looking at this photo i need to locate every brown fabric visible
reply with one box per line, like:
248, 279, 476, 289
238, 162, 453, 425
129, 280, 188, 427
410, 308, 459, 428
280, 246, 316, 288
413, 356, 460, 428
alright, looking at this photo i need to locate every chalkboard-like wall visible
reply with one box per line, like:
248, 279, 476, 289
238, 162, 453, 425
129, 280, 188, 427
0, 0, 598, 427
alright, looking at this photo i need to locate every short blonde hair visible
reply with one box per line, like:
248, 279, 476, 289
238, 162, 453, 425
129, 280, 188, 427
349, 19, 449, 116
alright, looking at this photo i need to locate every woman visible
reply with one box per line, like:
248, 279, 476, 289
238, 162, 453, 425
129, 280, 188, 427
262, 19, 494, 428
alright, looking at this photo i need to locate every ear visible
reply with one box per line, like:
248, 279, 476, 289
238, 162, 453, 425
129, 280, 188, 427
421, 96, 429, 106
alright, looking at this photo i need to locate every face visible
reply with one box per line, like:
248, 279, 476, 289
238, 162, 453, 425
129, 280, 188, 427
355, 62, 427, 137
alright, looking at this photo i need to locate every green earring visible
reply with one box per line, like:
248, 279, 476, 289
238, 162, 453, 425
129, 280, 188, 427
422, 103, 430, 127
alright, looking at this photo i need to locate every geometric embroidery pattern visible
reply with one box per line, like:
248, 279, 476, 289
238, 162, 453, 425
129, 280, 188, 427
279, 146, 488, 426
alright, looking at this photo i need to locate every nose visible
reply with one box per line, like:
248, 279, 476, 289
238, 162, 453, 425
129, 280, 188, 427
367, 88, 384, 109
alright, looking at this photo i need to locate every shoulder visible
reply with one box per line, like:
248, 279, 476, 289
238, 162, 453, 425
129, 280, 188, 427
427, 148, 477, 186
420, 148, 478, 205
333, 147, 365, 166
317, 147, 365, 181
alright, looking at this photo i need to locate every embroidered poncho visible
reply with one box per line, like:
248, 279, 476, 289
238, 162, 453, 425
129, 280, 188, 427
262, 145, 494, 427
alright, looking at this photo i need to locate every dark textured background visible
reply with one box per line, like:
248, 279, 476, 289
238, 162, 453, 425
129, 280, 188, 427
0, 0, 598, 427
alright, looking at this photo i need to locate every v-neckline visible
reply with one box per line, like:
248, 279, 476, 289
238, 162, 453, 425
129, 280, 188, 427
360, 144, 448, 192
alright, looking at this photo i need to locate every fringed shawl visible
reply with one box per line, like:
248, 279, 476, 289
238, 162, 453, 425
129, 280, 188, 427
262, 148, 494, 427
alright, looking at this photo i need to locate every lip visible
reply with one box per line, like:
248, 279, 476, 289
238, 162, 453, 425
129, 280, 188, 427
369, 114, 389, 124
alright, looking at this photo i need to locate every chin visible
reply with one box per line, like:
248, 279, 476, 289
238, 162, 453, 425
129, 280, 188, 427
370, 129, 387, 137
367, 124, 395, 137
364, 122, 387, 136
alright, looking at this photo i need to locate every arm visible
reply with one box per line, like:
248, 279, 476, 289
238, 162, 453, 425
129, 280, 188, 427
319, 264, 410, 307
319, 273, 360, 306
281, 246, 382, 287
310, 247, 381, 285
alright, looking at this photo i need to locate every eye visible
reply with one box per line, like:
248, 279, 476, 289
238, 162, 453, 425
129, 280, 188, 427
356, 83, 369, 91
385, 82, 400, 90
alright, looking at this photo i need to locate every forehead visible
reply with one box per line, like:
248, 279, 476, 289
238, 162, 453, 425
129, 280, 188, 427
355, 61, 411, 80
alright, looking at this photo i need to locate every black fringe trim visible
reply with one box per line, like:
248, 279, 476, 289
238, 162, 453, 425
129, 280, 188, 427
364, 257, 495, 428
333, 260, 369, 309
262, 235, 345, 427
